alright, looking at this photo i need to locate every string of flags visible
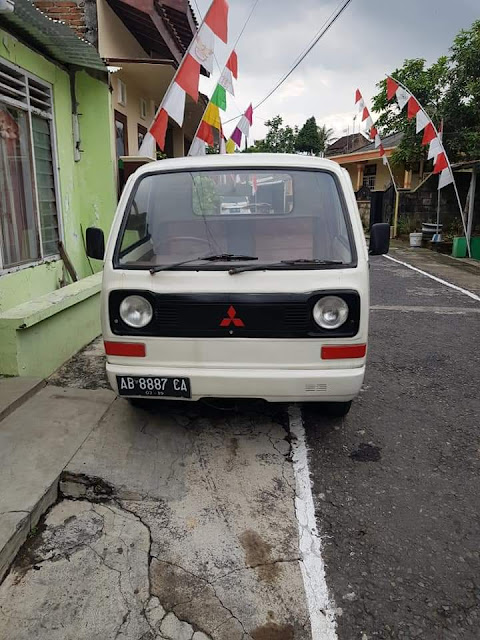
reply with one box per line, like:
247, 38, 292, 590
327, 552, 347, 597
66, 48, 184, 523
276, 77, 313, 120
354, 89, 388, 166
189, 50, 238, 156
226, 103, 254, 153
139, 0, 229, 157
385, 77, 453, 191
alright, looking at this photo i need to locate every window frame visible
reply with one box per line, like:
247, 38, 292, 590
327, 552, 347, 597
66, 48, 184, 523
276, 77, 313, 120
112, 166, 358, 271
0, 58, 63, 274
118, 79, 127, 106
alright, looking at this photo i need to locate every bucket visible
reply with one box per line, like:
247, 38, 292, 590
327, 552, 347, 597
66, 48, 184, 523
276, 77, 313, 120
409, 232, 423, 248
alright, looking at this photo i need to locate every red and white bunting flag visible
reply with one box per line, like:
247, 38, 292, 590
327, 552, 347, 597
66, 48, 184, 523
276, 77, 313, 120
365, 115, 373, 129
361, 106, 369, 122
395, 86, 411, 110
407, 97, 421, 120
226, 50, 238, 78
190, 138, 207, 156
438, 167, 454, 190
374, 134, 381, 148
378, 144, 385, 156
421, 122, 436, 146
387, 77, 399, 101
428, 137, 443, 161
354, 88, 363, 106
218, 67, 235, 96
433, 152, 448, 174
416, 110, 429, 133
205, 0, 229, 43
370, 125, 378, 139
190, 24, 216, 73
162, 82, 186, 126
139, 0, 229, 155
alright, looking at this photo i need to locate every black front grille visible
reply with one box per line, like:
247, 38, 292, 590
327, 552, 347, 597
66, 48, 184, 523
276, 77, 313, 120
109, 290, 361, 339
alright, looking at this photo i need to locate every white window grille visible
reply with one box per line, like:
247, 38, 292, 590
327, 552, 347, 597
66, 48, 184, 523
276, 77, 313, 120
0, 60, 61, 271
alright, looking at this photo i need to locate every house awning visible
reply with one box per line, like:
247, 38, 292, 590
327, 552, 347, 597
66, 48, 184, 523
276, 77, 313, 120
0, 0, 107, 72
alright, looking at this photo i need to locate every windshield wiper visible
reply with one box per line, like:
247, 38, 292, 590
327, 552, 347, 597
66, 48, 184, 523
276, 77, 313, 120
229, 258, 343, 275
150, 254, 258, 274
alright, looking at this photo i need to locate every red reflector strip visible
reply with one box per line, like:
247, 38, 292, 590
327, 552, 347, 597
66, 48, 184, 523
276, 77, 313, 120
321, 344, 367, 360
104, 341, 146, 357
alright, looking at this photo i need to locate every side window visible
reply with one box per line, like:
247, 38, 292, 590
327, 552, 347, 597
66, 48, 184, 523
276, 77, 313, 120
0, 62, 60, 270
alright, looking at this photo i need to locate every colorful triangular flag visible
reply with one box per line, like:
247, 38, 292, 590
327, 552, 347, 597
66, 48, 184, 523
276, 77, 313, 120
416, 110, 429, 133
211, 84, 227, 110
422, 122, 436, 146
438, 167, 453, 190
387, 77, 399, 101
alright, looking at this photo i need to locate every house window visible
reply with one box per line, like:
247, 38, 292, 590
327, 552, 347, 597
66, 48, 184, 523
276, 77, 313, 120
137, 124, 147, 152
363, 164, 377, 190
140, 98, 147, 120
118, 79, 127, 106
0, 60, 60, 270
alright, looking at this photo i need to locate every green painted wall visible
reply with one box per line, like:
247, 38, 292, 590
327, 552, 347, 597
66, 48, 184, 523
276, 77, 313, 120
0, 29, 116, 312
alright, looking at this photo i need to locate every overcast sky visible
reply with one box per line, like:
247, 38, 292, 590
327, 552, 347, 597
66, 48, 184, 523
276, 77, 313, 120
193, 0, 478, 143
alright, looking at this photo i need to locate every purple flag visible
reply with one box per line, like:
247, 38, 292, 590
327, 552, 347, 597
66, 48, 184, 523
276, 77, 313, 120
231, 127, 242, 146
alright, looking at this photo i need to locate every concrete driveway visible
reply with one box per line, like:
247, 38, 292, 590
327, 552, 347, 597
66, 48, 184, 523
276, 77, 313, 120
0, 249, 478, 640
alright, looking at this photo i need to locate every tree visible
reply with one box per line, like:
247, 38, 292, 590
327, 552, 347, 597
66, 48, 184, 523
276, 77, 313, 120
295, 116, 322, 155
371, 20, 480, 166
317, 124, 335, 153
246, 116, 298, 153
442, 20, 480, 161
371, 57, 449, 168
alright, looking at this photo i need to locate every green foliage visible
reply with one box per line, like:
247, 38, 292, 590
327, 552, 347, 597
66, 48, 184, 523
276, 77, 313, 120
192, 176, 220, 215
245, 115, 298, 153
442, 20, 480, 161
295, 116, 322, 155
245, 116, 337, 157
371, 19, 480, 166
317, 125, 335, 153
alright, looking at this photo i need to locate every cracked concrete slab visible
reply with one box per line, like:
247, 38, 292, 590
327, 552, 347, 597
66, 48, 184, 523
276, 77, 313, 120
0, 398, 312, 638
0, 386, 115, 582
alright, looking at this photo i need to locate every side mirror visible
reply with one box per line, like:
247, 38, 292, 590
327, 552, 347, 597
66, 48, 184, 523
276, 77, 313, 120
369, 223, 390, 255
86, 227, 105, 260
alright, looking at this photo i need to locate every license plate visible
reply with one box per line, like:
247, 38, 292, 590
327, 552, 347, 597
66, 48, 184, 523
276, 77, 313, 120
116, 375, 191, 399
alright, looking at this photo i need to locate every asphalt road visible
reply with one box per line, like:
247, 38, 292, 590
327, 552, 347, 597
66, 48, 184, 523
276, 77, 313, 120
305, 255, 480, 639
1, 253, 479, 640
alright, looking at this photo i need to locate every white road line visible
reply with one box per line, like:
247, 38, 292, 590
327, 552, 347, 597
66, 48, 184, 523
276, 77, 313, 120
383, 254, 480, 303
370, 305, 480, 314
288, 405, 338, 640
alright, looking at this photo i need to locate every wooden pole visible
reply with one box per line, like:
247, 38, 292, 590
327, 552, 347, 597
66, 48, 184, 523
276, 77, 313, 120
466, 167, 477, 247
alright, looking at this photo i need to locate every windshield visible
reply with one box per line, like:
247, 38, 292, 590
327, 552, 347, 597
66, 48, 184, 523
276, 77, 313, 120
115, 168, 354, 269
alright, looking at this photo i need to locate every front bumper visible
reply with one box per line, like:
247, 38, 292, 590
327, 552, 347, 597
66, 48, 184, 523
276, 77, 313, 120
106, 363, 365, 403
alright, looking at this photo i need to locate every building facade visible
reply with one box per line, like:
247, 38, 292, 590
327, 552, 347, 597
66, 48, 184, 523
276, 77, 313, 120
33, 0, 205, 166
0, 0, 117, 375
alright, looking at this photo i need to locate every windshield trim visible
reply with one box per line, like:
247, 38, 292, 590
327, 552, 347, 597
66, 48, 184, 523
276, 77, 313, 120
112, 166, 358, 271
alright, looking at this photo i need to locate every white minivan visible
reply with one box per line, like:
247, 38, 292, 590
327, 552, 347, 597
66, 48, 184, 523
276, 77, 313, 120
86, 154, 389, 416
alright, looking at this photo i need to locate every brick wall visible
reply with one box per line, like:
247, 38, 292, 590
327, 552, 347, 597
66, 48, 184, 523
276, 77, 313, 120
34, 1, 87, 38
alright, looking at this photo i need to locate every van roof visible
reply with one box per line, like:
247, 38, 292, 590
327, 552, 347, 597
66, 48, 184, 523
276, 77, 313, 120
130, 153, 343, 178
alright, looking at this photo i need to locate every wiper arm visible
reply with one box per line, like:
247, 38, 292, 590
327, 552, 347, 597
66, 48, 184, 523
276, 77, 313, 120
229, 258, 343, 275
150, 254, 258, 274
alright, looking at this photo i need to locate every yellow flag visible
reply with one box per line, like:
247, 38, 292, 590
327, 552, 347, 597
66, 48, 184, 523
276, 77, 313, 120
203, 102, 221, 130
226, 138, 235, 154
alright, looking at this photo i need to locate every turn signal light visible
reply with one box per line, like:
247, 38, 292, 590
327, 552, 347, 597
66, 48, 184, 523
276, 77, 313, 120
104, 341, 146, 357
321, 344, 367, 360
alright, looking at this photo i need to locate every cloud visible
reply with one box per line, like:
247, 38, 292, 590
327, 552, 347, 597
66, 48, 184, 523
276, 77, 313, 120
194, 0, 478, 141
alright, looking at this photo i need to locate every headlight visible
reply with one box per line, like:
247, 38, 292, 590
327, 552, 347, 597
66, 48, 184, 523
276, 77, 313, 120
119, 295, 153, 328
313, 296, 349, 330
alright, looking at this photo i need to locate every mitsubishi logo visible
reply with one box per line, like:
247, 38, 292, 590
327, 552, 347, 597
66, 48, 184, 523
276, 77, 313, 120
220, 305, 245, 327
